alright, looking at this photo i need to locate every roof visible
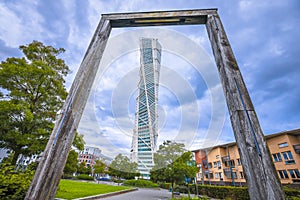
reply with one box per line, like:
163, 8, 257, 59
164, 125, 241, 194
191, 128, 300, 152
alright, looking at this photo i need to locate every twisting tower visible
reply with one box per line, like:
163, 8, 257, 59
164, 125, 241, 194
131, 38, 161, 179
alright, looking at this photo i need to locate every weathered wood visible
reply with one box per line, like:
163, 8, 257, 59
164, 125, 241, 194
206, 14, 285, 200
25, 9, 285, 200
25, 18, 111, 200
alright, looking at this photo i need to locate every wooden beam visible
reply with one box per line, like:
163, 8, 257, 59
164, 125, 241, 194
103, 9, 217, 27
25, 18, 111, 200
205, 13, 285, 200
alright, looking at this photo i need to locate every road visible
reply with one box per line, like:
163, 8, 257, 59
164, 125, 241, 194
98, 188, 172, 200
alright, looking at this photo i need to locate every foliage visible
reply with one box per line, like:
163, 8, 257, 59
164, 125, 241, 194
93, 160, 106, 175
72, 132, 85, 151
108, 154, 139, 179
0, 163, 34, 200
77, 162, 92, 175
123, 179, 158, 188
196, 185, 250, 200
284, 187, 300, 200
0, 41, 69, 165
170, 197, 209, 200
63, 132, 85, 177
63, 150, 78, 176
76, 174, 94, 181
150, 141, 198, 198
159, 182, 171, 190
56, 179, 130, 200
194, 184, 300, 200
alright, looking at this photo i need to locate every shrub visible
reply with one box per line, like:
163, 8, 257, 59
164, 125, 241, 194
0, 163, 34, 200
197, 185, 250, 200
123, 179, 158, 188
284, 187, 300, 199
159, 182, 171, 190
174, 185, 189, 194
76, 174, 94, 180
196, 184, 300, 200
62, 173, 74, 179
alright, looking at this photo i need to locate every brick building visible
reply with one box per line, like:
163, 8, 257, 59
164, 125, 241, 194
78, 146, 102, 167
193, 129, 300, 186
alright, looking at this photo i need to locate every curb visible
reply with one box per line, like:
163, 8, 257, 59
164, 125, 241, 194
72, 188, 138, 200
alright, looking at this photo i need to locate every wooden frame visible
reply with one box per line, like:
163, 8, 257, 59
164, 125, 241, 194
25, 9, 285, 200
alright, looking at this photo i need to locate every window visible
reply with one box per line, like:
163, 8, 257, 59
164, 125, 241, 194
214, 162, 217, 168
278, 170, 289, 179
237, 158, 241, 165
219, 172, 223, 180
240, 172, 244, 179
282, 151, 295, 164
208, 162, 212, 169
215, 173, 219, 179
216, 155, 220, 159
272, 153, 282, 162
278, 142, 288, 148
233, 172, 237, 179
288, 169, 300, 178
217, 161, 222, 169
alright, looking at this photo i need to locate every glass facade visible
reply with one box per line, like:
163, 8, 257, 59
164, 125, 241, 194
131, 38, 161, 179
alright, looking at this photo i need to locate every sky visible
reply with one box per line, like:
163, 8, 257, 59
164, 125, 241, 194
0, 0, 300, 159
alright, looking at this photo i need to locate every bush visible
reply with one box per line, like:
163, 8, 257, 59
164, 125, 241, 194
76, 174, 94, 180
0, 163, 34, 200
123, 179, 158, 188
197, 185, 249, 200
196, 184, 300, 200
62, 173, 74, 179
284, 187, 300, 199
159, 182, 171, 190
174, 185, 189, 194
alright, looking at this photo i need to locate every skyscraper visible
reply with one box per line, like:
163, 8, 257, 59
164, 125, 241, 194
131, 38, 161, 179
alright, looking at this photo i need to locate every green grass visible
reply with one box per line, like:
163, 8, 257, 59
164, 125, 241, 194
55, 179, 131, 199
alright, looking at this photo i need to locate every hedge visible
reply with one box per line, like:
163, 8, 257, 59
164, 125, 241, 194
159, 182, 171, 190
160, 184, 300, 200
123, 179, 158, 188
76, 174, 94, 180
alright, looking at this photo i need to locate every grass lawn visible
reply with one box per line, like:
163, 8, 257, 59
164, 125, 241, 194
55, 179, 131, 199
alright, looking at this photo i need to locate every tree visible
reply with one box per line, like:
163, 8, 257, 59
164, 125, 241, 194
108, 154, 139, 180
93, 160, 106, 178
77, 162, 91, 175
0, 41, 69, 165
63, 132, 85, 176
150, 141, 198, 198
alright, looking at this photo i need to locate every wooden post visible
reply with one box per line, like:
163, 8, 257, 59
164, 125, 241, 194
25, 18, 111, 200
206, 13, 285, 200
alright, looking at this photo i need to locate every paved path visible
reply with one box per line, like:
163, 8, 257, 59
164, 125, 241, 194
98, 188, 171, 200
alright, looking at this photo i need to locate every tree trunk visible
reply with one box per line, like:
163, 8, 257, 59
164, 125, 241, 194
171, 180, 174, 198
11, 151, 20, 166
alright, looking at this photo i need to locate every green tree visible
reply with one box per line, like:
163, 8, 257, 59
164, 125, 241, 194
108, 154, 139, 180
77, 162, 92, 175
150, 141, 198, 198
63, 150, 78, 177
0, 41, 69, 165
93, 160, 106, 177
63, 132, 85, 177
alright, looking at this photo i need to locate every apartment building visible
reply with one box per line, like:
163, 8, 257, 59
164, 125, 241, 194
78, 146, 102, 167
193, 129, 300, 186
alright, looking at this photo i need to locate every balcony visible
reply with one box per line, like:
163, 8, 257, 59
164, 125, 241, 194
293, 144, 300, 154
222, 155, 230, 163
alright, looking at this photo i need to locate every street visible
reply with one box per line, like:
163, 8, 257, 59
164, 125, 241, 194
98, 188, 171, 200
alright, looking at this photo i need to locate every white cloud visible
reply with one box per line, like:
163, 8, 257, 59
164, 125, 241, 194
0, 1, 44, 47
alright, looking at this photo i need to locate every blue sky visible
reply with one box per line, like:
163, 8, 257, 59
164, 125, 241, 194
1, 0, 299, 159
